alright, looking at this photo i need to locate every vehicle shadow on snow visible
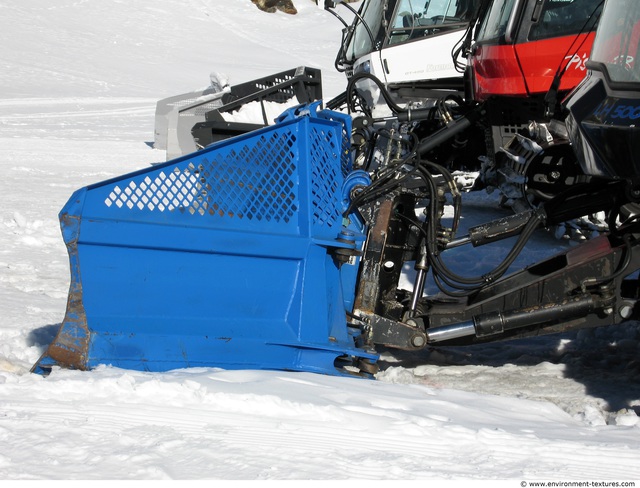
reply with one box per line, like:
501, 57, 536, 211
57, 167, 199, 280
376, 322, 640, 416
386, 192, 640, 417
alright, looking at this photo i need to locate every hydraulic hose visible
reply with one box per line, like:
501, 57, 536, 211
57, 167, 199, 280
416, 106, 484, 156
346, 72, 407, 115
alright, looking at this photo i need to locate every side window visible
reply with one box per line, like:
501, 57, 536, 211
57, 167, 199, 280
529, 0, 602, 41
475, 0, 517, 42
388, 0, 476, 46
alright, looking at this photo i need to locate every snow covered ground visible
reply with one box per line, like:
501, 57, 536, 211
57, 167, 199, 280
0, 0, 639, 481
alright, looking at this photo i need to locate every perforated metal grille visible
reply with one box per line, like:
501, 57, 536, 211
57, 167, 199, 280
309, 126, 341, 230
317, 110, 353, 177
102, 117, 346, 235
104, 130, 299, 225
104, 166, 201, 213
339, 124, 352, 177
180, 98, 223, 117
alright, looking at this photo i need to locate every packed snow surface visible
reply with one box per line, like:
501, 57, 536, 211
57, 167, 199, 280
0, 0, 639, 480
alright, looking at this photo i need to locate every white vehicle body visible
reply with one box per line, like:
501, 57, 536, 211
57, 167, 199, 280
340, 0, 478, 87
354, 28, 466, 85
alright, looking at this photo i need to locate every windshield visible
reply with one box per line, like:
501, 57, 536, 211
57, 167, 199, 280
476, 0, 601, 44
344, 0, 477, 62
529, 0, 602, 41
589, 0, 640, 83
344, 0, 386, 62
387, 0, 478, 46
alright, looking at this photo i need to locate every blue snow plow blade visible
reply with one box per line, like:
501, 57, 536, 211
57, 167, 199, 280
33, 103, 378, 377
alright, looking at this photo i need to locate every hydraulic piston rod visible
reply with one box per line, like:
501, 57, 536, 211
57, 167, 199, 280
426, 294, 599, 343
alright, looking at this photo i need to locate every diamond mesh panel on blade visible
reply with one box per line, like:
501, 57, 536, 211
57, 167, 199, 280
101, 116, 345, 236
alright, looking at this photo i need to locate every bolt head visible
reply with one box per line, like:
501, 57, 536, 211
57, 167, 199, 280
411, 334, 426, 348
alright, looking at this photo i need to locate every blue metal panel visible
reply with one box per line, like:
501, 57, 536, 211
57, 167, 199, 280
33, 104, 378, 376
